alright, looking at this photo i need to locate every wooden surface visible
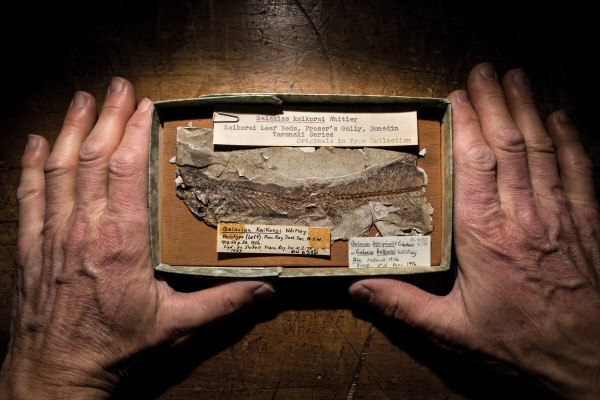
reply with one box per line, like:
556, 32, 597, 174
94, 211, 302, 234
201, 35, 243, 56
0, 1, 595, 399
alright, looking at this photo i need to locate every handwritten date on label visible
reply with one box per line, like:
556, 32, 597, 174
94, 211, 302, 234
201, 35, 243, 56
348, 236, 430, 268
217, 223, 330, 256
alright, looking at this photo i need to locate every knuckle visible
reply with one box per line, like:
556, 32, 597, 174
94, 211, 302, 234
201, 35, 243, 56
79, 137, 108, 163
60, 211, 92, 254
63, 105, 91, 126
23, 318, 47, 334
482, 90, 507, 105
16, 182, 42, 203
529, 135, 556, 155
509, 207, 562, 253
492, 126, 526, 153
44, 153, 76, 177
513, 95, 536, 111
462, 143, 497, 172
100, 102, 124, 118
383, 299, 408, 321
223, 292, 249, 314
108, 149, 141, 178
126, 117, 149, 132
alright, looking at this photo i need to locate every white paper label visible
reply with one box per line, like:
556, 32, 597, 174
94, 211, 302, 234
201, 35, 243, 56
217, 223, 330, 256
348, 236, 431, 268
212, 105, 418, 147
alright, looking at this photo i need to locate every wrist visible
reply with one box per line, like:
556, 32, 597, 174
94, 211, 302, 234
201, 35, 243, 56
537, 361, 600, 400
0, 352, 116, 400
513, 325, 600, 399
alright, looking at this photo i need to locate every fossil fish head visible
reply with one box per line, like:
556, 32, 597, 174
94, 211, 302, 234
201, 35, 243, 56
192, 186, 227, 222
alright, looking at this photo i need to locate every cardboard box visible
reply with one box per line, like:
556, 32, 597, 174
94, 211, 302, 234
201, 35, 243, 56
149, 94, 452, 278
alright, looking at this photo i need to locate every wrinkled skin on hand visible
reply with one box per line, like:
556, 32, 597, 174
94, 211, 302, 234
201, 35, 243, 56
349, 62, 600, 399
0, 77, 274, 399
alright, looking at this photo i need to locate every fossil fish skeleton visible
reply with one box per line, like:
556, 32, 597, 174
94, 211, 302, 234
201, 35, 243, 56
175, 127, 433, 242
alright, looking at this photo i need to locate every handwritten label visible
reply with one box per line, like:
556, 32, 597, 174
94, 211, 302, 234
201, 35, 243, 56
213, 105, 418, 147
217, 223, 330, 256
348, 236, 430, 268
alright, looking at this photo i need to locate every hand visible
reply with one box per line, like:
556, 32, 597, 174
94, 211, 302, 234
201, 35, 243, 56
0, 77, 275, 399
349, 62, 600, 399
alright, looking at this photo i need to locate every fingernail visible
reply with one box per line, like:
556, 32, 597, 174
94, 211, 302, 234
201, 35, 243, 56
511, 68, 529, 87
70, 91, 88, 109
557, 109, 570, 123
479, 63, 497, 80
349, 283, 373, 303
136, 98, 152, 113
27, 134, 40, 149
108, 77, 125, 95
455, 90, 470, 105
252, 283, 275, 302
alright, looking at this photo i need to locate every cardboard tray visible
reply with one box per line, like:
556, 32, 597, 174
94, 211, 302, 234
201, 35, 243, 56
149, 94, 452, 278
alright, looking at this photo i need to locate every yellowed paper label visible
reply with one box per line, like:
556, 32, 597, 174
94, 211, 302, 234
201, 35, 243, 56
217, 223, 330, 256
348, 236, 430, 268
212, 105, 418, 147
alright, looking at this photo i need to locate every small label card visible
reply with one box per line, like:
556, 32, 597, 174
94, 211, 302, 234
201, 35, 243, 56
348, 236, 431, 268
217, 223, 330, 256
213, 105, 418, 147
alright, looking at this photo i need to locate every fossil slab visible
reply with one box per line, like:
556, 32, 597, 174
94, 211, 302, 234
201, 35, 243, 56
175, 127, 433, 242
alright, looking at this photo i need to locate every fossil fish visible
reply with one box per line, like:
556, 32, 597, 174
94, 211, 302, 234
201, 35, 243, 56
175, 127, 433, 242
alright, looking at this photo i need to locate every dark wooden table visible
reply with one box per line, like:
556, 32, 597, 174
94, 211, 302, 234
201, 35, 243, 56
1, 1, 595, 398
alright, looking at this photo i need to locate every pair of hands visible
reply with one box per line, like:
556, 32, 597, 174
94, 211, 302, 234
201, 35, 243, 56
1, 62, 598, 399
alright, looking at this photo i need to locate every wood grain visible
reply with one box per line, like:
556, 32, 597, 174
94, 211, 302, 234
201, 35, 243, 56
0, 1, 594, 399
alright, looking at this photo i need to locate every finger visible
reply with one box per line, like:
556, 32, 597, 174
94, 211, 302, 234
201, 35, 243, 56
157, 281, 275, 338
75, 77, 137, 210
349, 279, 463, 341
106, 98, 152, 219
449, 89, 503, 233
467, 62, 534, 208
44, 91, 97, 220
16, 135, 50, 268
547, 110, 598, 210
502, 68, 562, 197
17, 135, 50, 306
547, 110, 600, 283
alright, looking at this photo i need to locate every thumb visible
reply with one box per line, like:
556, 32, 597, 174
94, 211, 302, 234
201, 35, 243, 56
349, 278, 463, 337
160, 280, 275, 335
